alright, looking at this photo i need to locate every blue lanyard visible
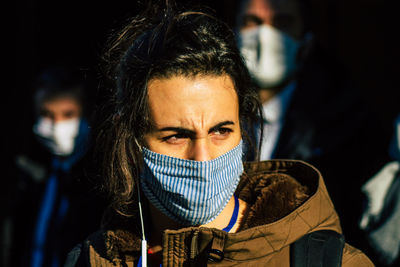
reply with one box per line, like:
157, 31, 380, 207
222, 194, 239, 232
137, 195, 239, 266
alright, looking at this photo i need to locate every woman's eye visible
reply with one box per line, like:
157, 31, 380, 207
212, 128, 232, 139
162, 134, 187, 144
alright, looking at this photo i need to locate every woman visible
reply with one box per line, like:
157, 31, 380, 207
66, 1, 373, 266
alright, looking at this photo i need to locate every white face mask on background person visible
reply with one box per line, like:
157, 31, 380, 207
239, 24, 300, 89
33, 117, 80, 156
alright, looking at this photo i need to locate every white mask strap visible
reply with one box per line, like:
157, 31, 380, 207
136, 177, 147, 266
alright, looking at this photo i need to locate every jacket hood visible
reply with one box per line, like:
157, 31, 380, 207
86, 160, 342, 265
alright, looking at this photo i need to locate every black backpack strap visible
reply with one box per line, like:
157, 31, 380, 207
290, 230, 345, 267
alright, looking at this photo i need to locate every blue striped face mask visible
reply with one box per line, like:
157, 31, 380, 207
140, 140, 244, 226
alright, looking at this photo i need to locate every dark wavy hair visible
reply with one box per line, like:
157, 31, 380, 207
96, 0, 263, 218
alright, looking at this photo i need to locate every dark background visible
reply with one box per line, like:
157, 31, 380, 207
11, 0, 397, 160
7, 1, 399, 265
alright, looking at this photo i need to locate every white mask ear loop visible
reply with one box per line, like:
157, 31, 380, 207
137, 180, 147, 267
135, 138, 147, 267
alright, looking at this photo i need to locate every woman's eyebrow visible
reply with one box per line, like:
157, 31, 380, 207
158, 127, 194, 136
157, 121, 235, 133
208, 121, 235, 133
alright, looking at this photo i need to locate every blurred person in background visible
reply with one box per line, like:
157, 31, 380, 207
359, 113, 400, 267
235, 0, 391, 251
3, 65, 105, 267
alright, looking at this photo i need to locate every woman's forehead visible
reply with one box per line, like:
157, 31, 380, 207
146, 74, 239, 129
147, 74, 238, 101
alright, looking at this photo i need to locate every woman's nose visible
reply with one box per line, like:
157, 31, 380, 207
188, 139, 212, 161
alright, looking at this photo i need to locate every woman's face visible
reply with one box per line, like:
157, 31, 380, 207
144, 74, 241, 161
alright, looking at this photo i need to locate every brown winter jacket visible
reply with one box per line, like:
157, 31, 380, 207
72, 160, 374, 266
